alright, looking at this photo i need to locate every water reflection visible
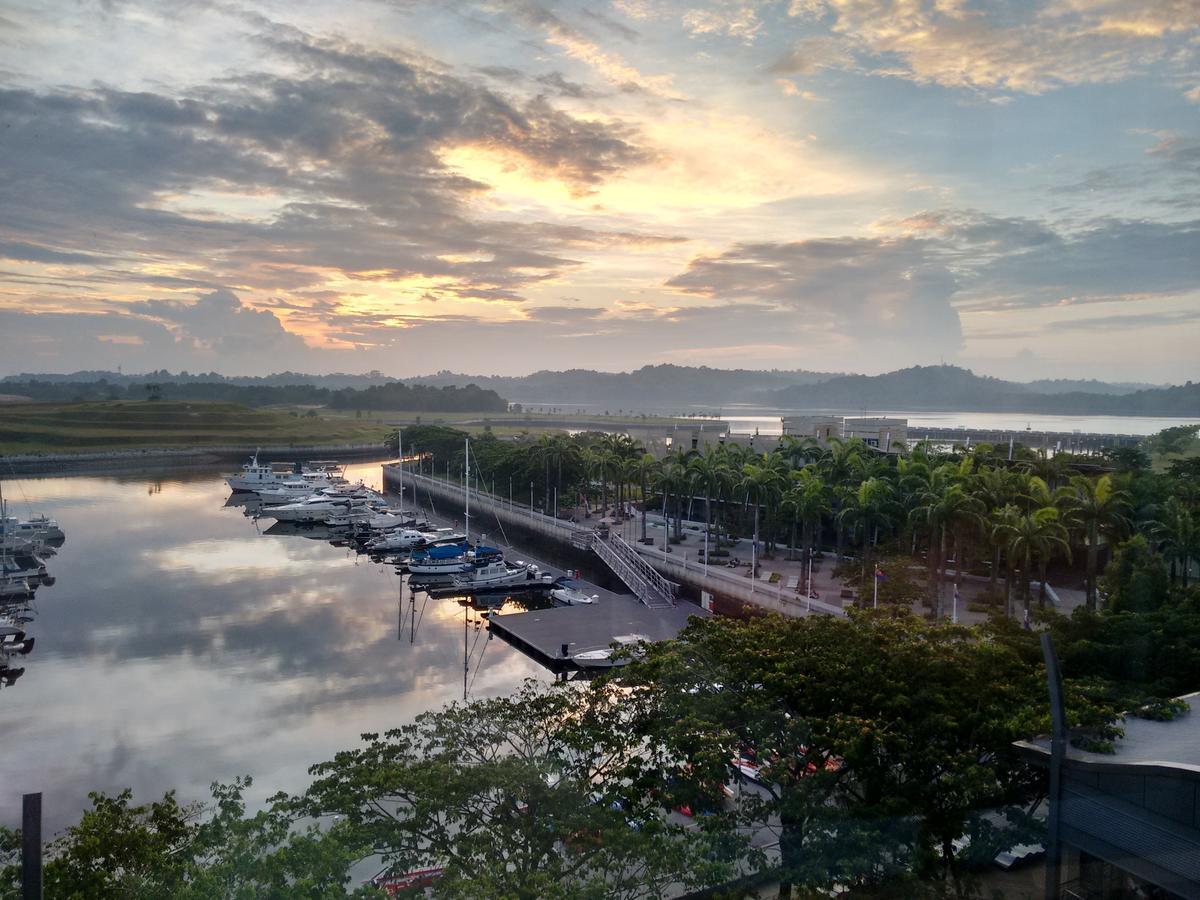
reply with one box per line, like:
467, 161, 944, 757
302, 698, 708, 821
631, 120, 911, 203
0, 461, 548, 833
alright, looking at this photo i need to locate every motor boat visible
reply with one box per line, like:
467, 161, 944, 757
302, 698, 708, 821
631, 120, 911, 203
225, 453, 286, 493
227, 454, 345, 493
0, 578, 33, 600
367, 529, 438, 553
406, 542, 472, 575
0, 626, 34, 657
550, 577, 599, 606
452, 559, 550, 591
262, 495, 370, 523
571, 634, 648, 669
1, 554, 46, 581
1, 513, 64, 545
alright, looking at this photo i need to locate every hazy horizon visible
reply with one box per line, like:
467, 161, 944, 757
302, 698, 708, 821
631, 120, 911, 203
0, 361, 1177, 389
1, 1, 1198, 383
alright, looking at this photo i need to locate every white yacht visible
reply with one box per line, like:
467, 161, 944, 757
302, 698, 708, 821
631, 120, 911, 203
1, 554, 47, 581
225, 453, 285, 492
452, 559, 549, 591
1, 514, 64, 545
550, 577, 599, 606
364, 528, 429, 551
263, 495, 366, 523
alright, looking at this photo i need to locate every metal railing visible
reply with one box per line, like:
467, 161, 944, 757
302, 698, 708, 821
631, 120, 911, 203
592, 533, 675, 609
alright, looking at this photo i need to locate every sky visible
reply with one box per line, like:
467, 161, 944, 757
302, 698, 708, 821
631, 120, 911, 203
0, 0, 1197, 383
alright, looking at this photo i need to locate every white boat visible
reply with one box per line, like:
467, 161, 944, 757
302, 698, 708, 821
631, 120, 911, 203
1, 554, 46, 581
264, 496, 366, 523
406, 541, 472, 574
452, 559, 549, 591
550, 578, 599, 606
227, 454, 345, 493
1, 514, 64, 545
0, 578, 32, 600
571, 634, 648, 669
367, 529, 437, 553
225, 453, 287, 492
0, 626, 34, 657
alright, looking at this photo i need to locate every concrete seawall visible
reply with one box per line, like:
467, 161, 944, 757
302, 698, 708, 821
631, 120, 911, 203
386, 464, 843, 620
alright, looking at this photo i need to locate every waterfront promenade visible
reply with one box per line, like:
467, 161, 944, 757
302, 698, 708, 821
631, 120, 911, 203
387, 463, 1082, 625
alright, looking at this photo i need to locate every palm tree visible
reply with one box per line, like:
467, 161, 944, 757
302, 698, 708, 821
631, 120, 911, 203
1151, 496, 1197, 588
989, 504, 1023, 617
837, 477, 898, 579
780, 468, 829, 567
1066, 474, 1132, 609
739, 456, 787, 576
1019, 450, 1072, 491
997, 507, 1072, 614
910, 478, 985, 619
688, 449, 731, 562
632, 453, 660, 543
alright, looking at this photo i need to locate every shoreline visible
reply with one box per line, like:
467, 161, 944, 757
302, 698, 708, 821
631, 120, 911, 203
0, 442, 389, 477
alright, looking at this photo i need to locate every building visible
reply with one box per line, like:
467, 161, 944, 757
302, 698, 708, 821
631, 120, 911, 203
843, 417, 908, 452
780, 415, 908, 452
1018, 686, 1200, 898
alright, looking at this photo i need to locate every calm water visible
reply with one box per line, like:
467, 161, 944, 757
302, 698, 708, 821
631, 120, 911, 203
0, 461, 547, 833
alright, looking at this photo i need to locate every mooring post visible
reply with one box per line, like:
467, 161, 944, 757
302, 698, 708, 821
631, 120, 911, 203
22, 792, 42, 900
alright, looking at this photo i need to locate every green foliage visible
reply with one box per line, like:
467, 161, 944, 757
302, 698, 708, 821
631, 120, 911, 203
0, 781, 374, 900
1102, 535, 1171, 613
616, 613, 1046, 894
296, 681, 745, 900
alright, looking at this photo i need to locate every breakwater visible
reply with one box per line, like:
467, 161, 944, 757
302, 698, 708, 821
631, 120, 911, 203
1, 442, 388, 476
386, 463, 844, 620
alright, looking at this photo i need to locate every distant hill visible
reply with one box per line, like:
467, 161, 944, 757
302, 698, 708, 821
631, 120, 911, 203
1, 370, 397, 389
408, 365, 840, 408
1025, 378, 1161, 396
769, 365, 1200, 417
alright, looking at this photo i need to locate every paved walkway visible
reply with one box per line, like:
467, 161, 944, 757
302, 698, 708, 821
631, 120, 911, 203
595, 508, 1076, 626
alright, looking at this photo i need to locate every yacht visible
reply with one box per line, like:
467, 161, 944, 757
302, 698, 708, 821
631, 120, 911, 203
225, 453, 285, 493
0, 578, 33, 600
550, 577, 599, 606
406, 541, 476, 575
255, 473, 339, 504
1, 554, 47, 581
367, 529, 436, 553
1, 513, 64, 545
452, 559, 549, 591
263, 495, 366, 523
0, 626, 34, 658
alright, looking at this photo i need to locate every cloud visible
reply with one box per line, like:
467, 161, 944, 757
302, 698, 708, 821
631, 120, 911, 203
0, 20, 664, 330
662, 209, 1200, 362
682, 3, 763, 43
777, 0, 1200, 95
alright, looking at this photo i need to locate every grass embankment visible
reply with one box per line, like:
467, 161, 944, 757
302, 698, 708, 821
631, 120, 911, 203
0, 401, 392, 455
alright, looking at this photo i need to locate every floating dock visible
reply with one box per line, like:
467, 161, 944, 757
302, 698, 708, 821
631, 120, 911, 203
488, 592, 708, 671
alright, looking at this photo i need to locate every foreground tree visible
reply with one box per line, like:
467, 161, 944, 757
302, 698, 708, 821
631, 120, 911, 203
297, 682, 744, 900
617, 613, 1046, 899
0, 779, 372, 899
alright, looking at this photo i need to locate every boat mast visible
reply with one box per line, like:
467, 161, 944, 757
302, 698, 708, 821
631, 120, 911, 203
464, 436, 471, 542
397, 428, 403, 506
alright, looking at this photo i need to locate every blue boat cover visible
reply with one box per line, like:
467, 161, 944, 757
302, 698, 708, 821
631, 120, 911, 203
416, 542, 468, 560
474, 546, 500, 556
